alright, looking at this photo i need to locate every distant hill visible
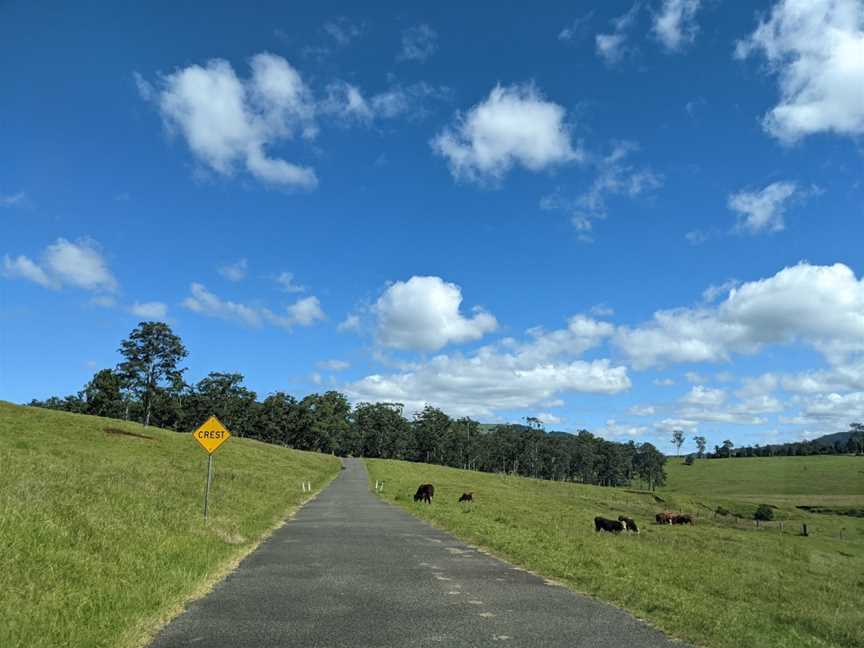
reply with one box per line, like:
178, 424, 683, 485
809, 430, 860, 447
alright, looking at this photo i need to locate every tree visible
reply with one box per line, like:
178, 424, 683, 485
117, 322, 187, 427
81, 369, 126, 419
754, 504, 774, 521
693, 435, 707, 459
184, 372, 257, 436
721, 439, 734, 458
671, 430, 685, 456
634, 442, 667, 491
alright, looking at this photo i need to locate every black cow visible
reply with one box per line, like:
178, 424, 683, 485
458, 492, 473, 503
594, 516, 627, 533
672, 514, 693, 525
414, 483, 435, 503
618, 515, 639, 533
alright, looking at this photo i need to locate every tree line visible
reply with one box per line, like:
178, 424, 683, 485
28, 322, 669, 490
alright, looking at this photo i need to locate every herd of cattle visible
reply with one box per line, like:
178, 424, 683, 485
412, 483, 694, 533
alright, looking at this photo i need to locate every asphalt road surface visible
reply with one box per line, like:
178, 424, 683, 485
149, 458, 685, 648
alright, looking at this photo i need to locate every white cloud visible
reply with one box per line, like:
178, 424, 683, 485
141, 53, 318, 189
540, 141, 662, 238
275, 272, 305, 293
431, 83, 581, 184
536, 412, 563, 426
681, 385, 727, 406
655, 418, 699, 433
614, 262, 864, 368
685, 371, 708, 384
398, 24, 438, 62
323, 17, 364, 46
347, 312, 628, 417
338, 314, 361, 332
735, 0, 864, 143
3, 238, 117, 293
728, 181, 809, 234
559, 12, 595, 42
182, 283, 324, 329
347, 353, 629, 418
590, 303, 615, 317
183, 283, 261, 326
130, 301, 168, 320
285, 296, 325, 326
310, 371, 323, 385
702, 279, 740, 303
91, 296, 117, 308
653, 377, 676, 386
629, 404, 656, 416
596, 3, 641, 64
653, 0, 703, 51
374, 276, 498, 352
219, 258, 248, 282
599, 419, 648, 438
323, 81, 448, 123
317, 359, 350, 372
2, 254, 57, 289
736, 373, 780, 398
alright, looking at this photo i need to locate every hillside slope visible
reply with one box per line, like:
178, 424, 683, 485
367, 457, 863, 648
0, 402, 341, 648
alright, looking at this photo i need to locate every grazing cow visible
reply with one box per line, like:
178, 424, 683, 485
672, 514, 693, 525
594, 516, 627, 533
458, 492, 474, 503
414, 484, 435, 504
618, 515, 639, 533
656, 512, 675, 525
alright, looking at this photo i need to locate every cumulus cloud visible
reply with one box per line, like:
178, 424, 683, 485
653, 0, 703, 51
130, 301, 168, 320
735, 0, 864, 143
275, 271, 305, 293
182, 283, 324, 329
431, 83, 581, 184
536, 412, 563, 426
598, 419, 648, 438
139, 53, 318, 189
398, 24, 438, 62
219, 258, 248, 281
614, 262, 864, 368
373, 276, 498, 352
338, 314, 361, 332
2, 238, 118, 293
629, 404, 657, 416
596, 3, 641, 64
346, 312, 627, 417
681, 385, 727, 406
286, 295, 325, 326
728, 181, 812, 234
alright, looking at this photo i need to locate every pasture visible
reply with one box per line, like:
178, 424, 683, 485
366, 457, 864, 648
0, 402, 341, 648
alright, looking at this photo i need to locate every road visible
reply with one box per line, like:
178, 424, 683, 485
149, 458, 685, 647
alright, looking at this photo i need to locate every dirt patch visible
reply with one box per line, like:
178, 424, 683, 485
104, 427, 156, 441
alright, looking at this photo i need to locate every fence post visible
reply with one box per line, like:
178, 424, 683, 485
802, 523, 808, 537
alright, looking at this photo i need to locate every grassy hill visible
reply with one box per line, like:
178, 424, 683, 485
0, 402, 341, 648
366, 457, 864, 648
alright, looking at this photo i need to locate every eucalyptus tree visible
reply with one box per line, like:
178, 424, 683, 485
117, 322, 187, 427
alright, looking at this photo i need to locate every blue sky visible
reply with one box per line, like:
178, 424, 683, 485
2, 0, 864, 452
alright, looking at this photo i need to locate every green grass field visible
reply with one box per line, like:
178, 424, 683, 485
0, 402, 341, 648
367, 457, 864, 648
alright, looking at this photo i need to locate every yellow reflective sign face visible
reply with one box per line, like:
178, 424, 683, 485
193, 416, 231, 454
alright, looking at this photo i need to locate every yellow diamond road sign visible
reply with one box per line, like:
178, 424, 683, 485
193, 416, 231, 454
